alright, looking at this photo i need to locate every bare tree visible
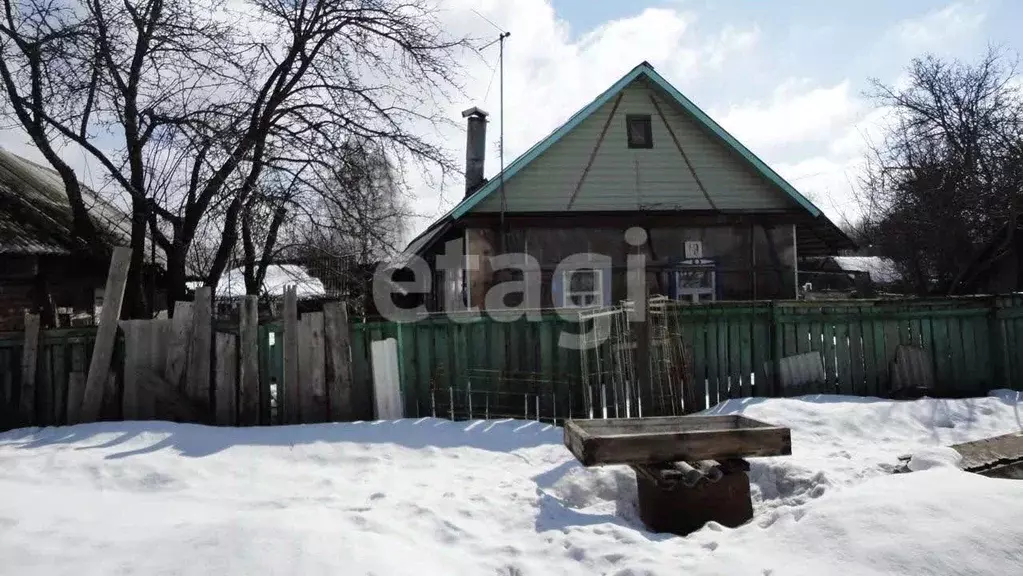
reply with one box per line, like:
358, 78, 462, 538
0, 0, 465, 315
859, 47, 1023, 294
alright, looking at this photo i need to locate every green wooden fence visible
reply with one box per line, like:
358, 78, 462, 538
348, 295, 1023, 420
3, 295, 1023, 430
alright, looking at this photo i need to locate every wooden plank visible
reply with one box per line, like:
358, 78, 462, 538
704, 317, 720, 408
164, 301, 194, 391
215, 332, 238, 426
282, 286, 299, 424
120, 319, 171, 420
959, 315, 978, 394
739, 319, 752, 398
237, 296, 260, 426
946, 316, 965, 394
120, 321, 142, 420
323, 302, 353, 421
52, 341, 68, 425
36, 344, 52, 427
752, 312, 770, 396
371, 337, 402, 419
848, 319, 865, 395
563, 415, 792, 467
297, 313, 312, 421
834, 318, 852, 395
871, 318, 888, 396
931, 317, 952, 394
307, 311, 327, 423
79, 246, 131, 424
65, 372, 85, 425
822, 315, 838, 393
19, 313, 40, 426
186, 286, 213, 412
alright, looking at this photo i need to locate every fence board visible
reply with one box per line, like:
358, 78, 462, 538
19, 313, 40, 426
79, 247, 130, 424
324, 303, 354, 421
165, 301, 194, 391
215, 332, 238, 426
52, 343, 66, 425
238, 296, 260, 426
282, 287, 299, 424
187, 287, 213, 412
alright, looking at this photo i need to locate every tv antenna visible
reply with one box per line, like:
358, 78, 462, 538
474, 10, 511, 251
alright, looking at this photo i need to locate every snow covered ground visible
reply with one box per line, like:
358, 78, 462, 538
2, 392, 1023, 575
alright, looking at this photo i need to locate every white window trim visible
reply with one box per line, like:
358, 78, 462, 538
562, 268, 604, 309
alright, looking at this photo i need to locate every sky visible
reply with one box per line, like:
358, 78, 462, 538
415, 0, 1021, 236
0, 0, 1019, 245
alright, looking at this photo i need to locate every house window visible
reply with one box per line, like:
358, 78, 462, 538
563, 269, 604, 308
626, 114, 653, 149
673, 261, 716, 303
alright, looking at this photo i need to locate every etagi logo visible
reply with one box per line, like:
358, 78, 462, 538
372, 227, 654, 350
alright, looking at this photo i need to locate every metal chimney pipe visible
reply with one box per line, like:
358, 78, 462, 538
462, 106, 489, 196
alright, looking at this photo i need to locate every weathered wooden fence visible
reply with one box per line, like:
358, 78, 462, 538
3, 293, 1023, 431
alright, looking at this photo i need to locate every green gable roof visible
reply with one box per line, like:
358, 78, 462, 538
453, 61, 823, 219
402, 61, 848, 258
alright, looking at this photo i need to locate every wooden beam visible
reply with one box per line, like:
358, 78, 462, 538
186, 287, 213, 414
19, 312, 40, 426
78, 246, 131, 424
563, 415, 792, 467
215, 332, 238, 426
237, 296, 260, 426
282, 286, 299, 424
323, 302, 353, 421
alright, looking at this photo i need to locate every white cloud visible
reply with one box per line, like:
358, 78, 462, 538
714, 80, 861, 150
892, 2, 986, 52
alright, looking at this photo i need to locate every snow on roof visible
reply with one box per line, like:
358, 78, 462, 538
188, 264, 326, 299
831, 256, 900, 284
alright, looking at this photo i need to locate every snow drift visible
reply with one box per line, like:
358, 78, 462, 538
2, 391, 1022, 575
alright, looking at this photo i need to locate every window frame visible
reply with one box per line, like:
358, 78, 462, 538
673, 259, 716, 304
625, 114, 653, 149
562, 268, 605, 309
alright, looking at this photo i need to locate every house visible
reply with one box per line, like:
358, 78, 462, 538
396, 62, 854, 312
0, 148, 161, 330
951, 215, 1023, 295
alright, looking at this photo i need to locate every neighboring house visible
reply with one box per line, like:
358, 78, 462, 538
397, 62, 854, 311
951, 216, 1023, 295
0, 148, 162, 330
800, 256, 902, 295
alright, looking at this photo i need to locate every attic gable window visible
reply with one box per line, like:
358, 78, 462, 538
626, 114, 653, 149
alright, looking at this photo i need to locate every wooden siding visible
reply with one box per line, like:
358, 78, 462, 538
473, 78, 794, 214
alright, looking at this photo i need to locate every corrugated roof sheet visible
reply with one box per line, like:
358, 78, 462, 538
0, 148, 136, 256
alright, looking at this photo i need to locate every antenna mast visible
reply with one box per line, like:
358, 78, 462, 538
477, 19, 510, 253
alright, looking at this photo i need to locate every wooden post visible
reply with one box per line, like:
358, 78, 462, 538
19, 312, 40, 426
238, 296, 260, 425
282, 286, 299, 424
215, 332, 238, 426
164, 301, 195, 391
186, 287, 213, 414
78, 246, 131, 424
324, 302, 354, 421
